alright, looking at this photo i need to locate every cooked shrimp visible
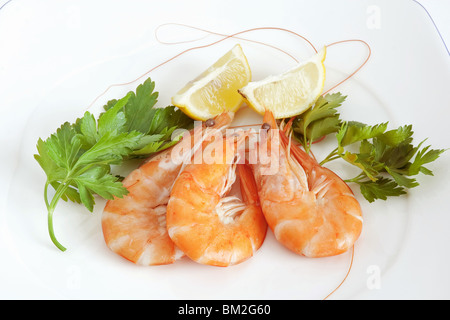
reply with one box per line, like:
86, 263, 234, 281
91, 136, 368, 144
166, 130, 267, 267
101, 112, 234, 265
250, 111, 363, 257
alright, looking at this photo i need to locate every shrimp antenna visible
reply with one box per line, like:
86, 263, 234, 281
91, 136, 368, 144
323, 246, 355, 300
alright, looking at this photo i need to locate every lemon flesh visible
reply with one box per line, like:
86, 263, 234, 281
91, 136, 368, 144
239, 47, 326, 119
172, 44, 251, 121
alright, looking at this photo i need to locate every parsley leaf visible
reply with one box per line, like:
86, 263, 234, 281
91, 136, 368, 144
35, 122, 141, 251
101, 79, 193, 158
288, 91, 446, 203
123, 80, 158, 133
35, 77, 194, 251
321, 119, 446, 202
358, 177, 407, 203
292, 93, 345, 153
131, 106, 194, 156
73, 166, 128, 212
337, 121, 388, 147
405, 141, 446, 176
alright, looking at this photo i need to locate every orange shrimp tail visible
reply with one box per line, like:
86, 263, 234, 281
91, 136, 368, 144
237, 163, 268, 256
166, 131, 267, 267
238, 164, 259, 205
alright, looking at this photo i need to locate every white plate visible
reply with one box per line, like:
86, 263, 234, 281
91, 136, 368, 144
1, 0, 449, 299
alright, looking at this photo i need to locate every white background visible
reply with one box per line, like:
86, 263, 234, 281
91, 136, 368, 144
1, 0, 449, 300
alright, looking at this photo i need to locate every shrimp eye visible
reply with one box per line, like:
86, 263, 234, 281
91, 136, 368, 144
205, 118, 216, 127
261, 123, 271, 131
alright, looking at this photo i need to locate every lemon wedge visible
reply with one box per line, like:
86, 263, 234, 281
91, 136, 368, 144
171, 44, 252, 121
238, 47, 326, 119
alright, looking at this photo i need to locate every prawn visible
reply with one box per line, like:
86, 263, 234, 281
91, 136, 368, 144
166, 130, 267, 267
101, 112, 234, 265
250, 111, 363, 257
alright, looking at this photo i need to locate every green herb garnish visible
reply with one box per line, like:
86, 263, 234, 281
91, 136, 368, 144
34, 78, 193, 251
292, 92, 346, 153
291, 93, 446, 203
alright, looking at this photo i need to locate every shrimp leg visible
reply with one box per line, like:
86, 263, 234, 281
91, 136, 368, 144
101, 112, 234, 265
250, 111, 363, 258
166, 130, 267, 266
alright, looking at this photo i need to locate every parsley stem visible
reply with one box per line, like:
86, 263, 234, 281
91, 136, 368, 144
44, 181, 50, 210
344, 172, 366, 183
47, 181, 71, 252
319, 147, 339, 166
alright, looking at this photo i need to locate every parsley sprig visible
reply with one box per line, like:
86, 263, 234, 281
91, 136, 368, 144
34, 78, 193, 251
291, 93, 446, 203
292, 93, 345, 154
